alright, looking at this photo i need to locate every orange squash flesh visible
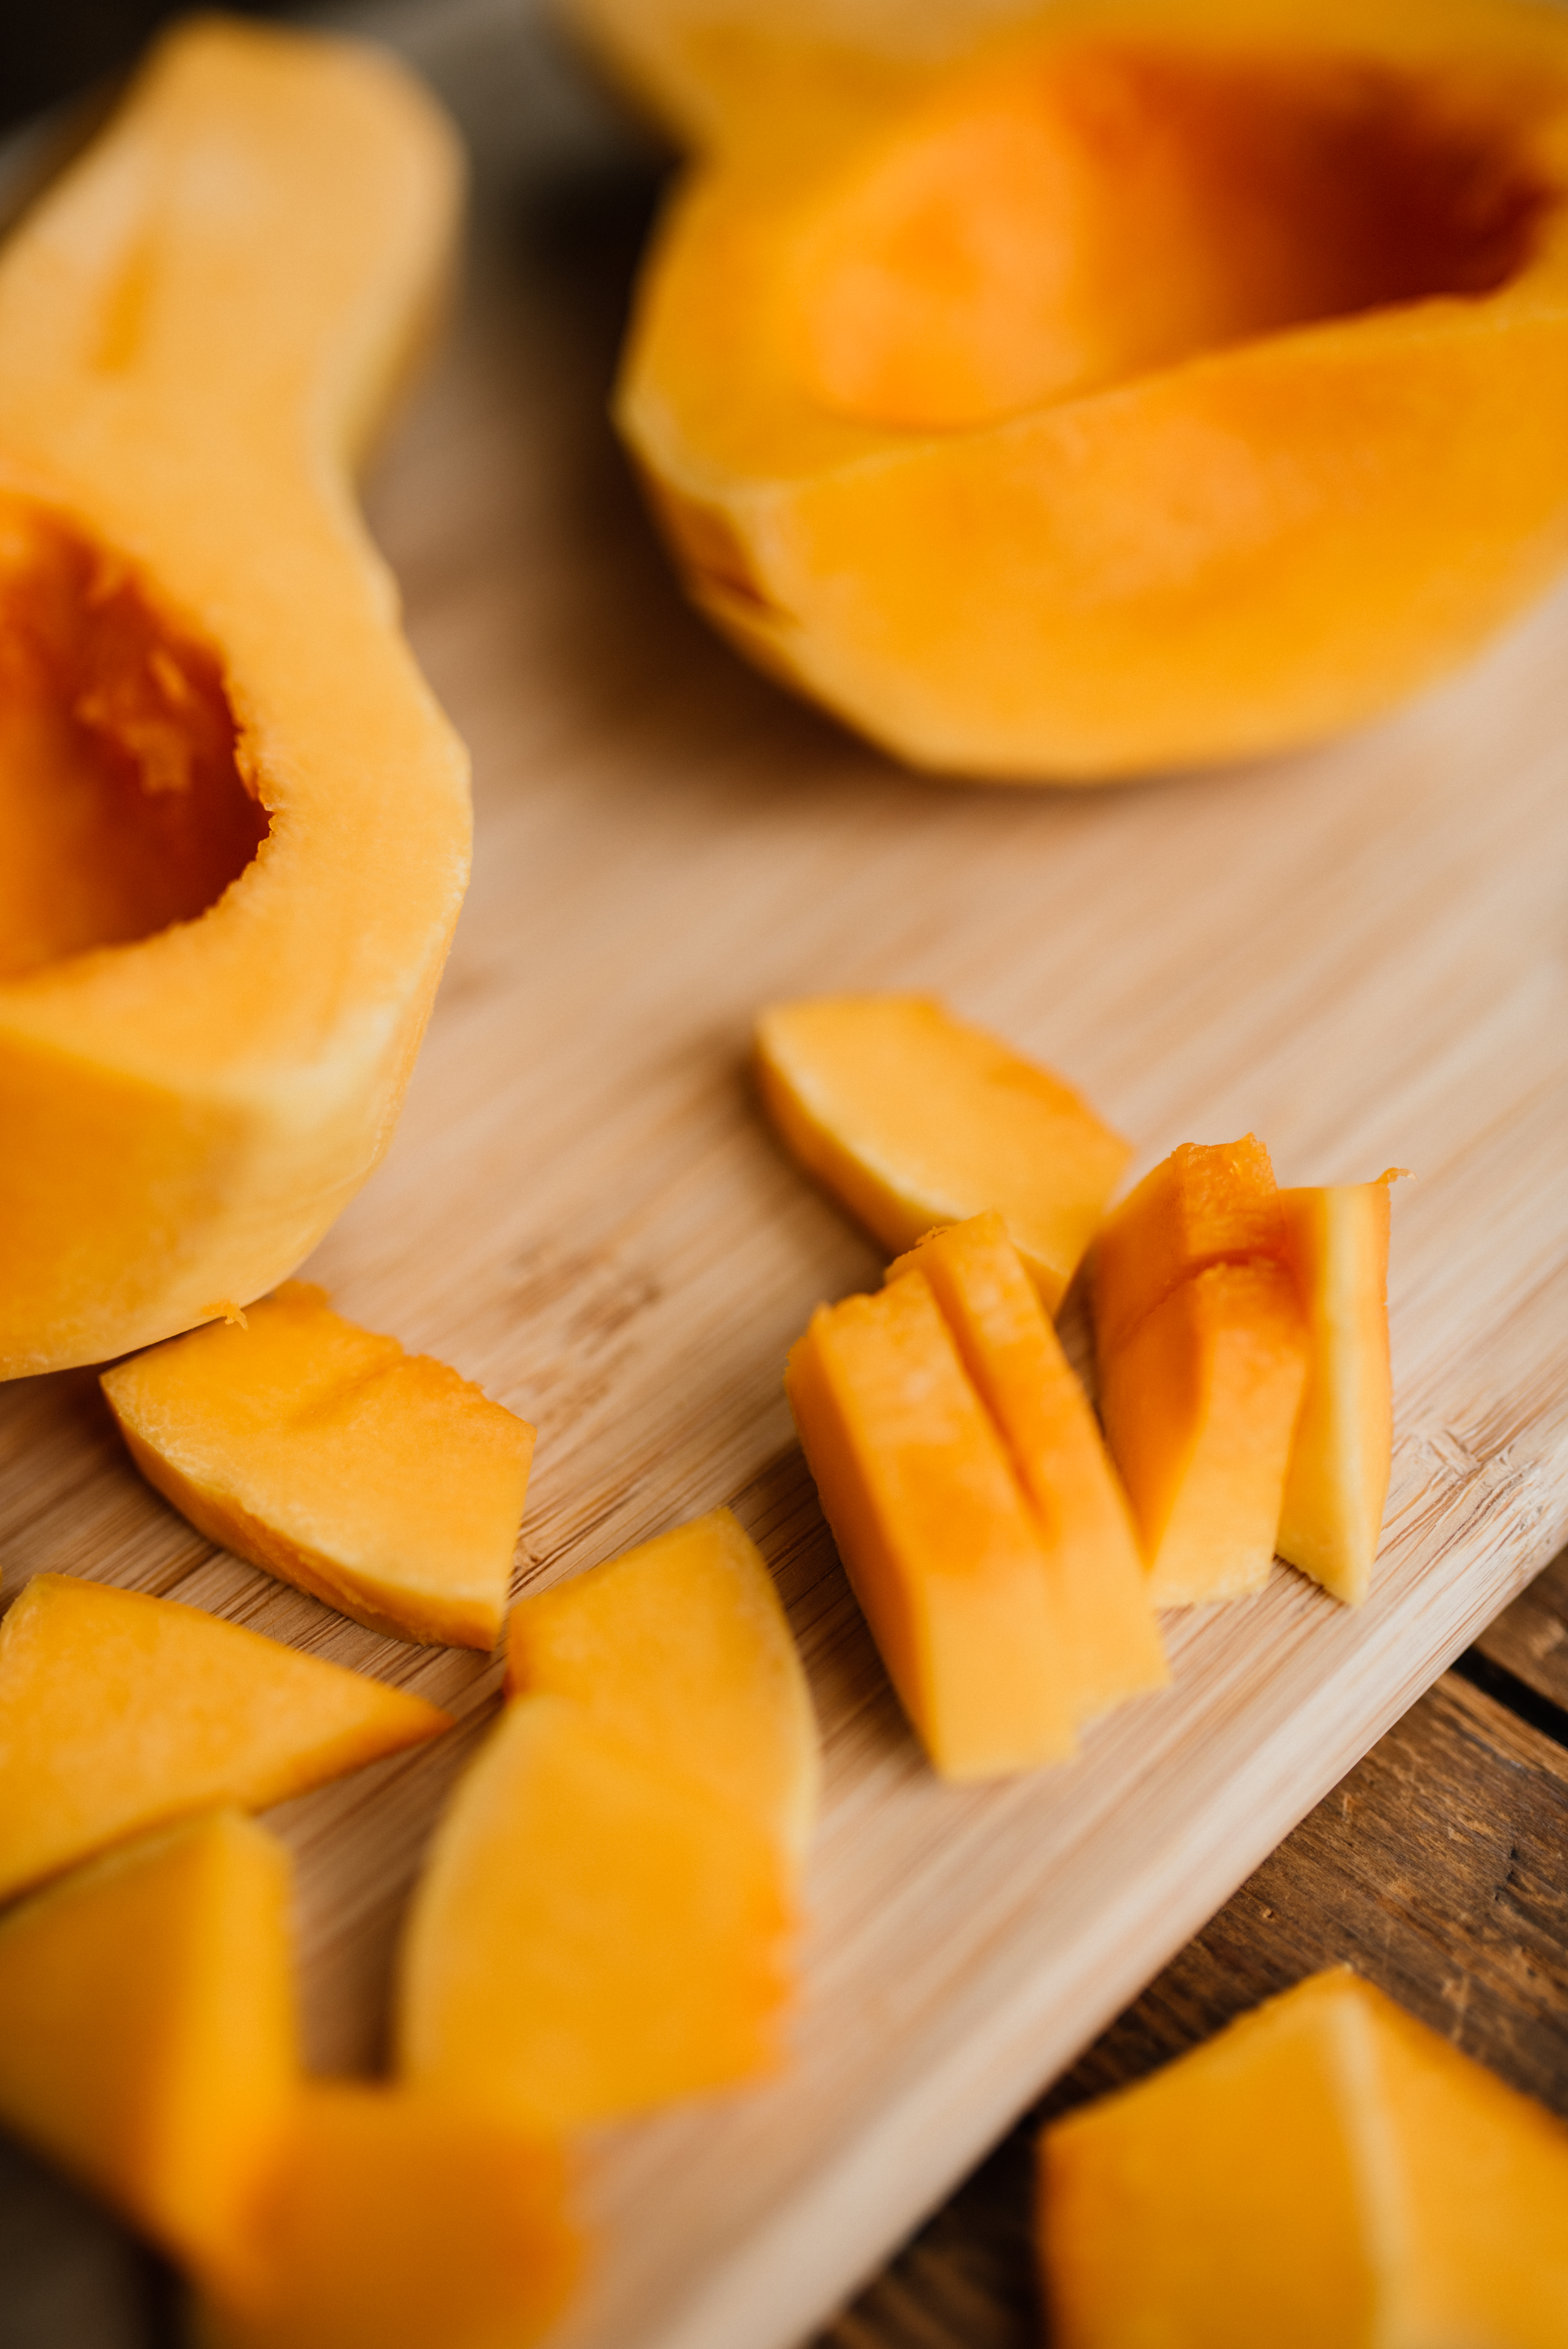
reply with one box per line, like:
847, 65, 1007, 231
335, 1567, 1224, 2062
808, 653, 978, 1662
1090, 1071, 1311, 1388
102, 1283, 535, 1649
1276, 1179, 1396, 1606
0, 1810, 295, 2283
1098, 1260, 1309, 1606
890, 1215, 1166, 1724
506, 1505, 819, 1867
617, 0, 1568, 780
0, 1572, 450, 1902
786, 1271, 1075, 1777
197, 2085, 581, 2349
397, 1691, 794, 2127
756, 995, 1129, 1309
1039, 1966, 1568, 2348
0, 20, 469, 1377
1092, 1135, 1283, 1363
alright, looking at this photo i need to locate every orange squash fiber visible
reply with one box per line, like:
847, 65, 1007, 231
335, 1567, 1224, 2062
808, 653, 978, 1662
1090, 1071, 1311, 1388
102, 1283, 535, 1649
787, 1269, 1076, 1776
506, 1505, 820, 1866
1039, 1965, 1568, 2349
0, 1572, 449, 1902
618, 0, 1568, 779
756, 995, 1128, 1309
0, 18, 469, 1377
399, 1510, 816, 2126
0, 1810, 295, 2280
1098, 1261, 1308, 1607
889, 1214, 1166, 1724
1276, 1177, 1398, 1606
198, 2085, 581, 2349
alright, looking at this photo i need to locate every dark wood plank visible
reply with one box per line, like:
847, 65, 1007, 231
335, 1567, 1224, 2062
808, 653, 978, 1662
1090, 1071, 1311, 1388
1477, 1547, 1568, 1715
813, 1659, 1568, 2349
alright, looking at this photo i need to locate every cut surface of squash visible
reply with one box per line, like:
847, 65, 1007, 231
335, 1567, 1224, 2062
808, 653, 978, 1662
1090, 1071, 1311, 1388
1092, 1134, 1283, 1362
102, 1282, 534, 1649
0, 18, 470, 1377
618, 0, 1568, 779
1098, 1259, 1308, 1606
756, 994, 1128, 1308
0, 1572, 450, 1901
786, 1271, 1075, 1777
1039, 1965, 1568, 2349
0, 1810, 295, 2280
890, 1214, 1166, 1723
398, 1691, 794, 2127
1276, 1179, 1395, 1606
198, 2084, 581, 2349
506, 1505, 819, 1865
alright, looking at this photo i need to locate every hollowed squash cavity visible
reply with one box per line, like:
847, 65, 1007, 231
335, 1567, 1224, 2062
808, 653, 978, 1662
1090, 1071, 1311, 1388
0, 496, 268, 980
794, 49, 1549, 430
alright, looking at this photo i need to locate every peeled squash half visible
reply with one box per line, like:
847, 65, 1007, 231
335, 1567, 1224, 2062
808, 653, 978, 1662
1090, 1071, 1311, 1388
617, 0, 1568, 779
0, 19, 469, 1377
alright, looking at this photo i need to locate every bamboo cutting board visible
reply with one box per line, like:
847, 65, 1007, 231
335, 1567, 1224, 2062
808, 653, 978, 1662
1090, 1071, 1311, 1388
5, 5, 1568, 2342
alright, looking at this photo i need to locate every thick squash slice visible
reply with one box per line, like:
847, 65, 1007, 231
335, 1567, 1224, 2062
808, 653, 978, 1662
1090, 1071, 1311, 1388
198, 2085, 580, 2349
1092, 1136, 1283, 1363
618, 0, 1568, 779
102, 1283, 534, 1649
786, 1271, 1076, 1776
0, 1573, 450, 1900
1040, 1966, 1568, 2348
0, 18, 469, 1377
0, 1811, 295, 2282
891, 1214, 1165, 1722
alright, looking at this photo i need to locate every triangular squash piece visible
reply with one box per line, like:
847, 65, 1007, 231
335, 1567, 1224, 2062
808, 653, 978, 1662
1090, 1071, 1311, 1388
506, 1506, 820, 1867
0, 1810, 295, 2280
102, 1283, 534, 1649
890, 1213, 1167, 1722
198, 2084, 580, 2349
0, 1573, 450, 1900
398, 1692, 794, 2129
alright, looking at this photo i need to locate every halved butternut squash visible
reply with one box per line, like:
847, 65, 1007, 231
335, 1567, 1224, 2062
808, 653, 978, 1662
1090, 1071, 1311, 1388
0, 1810, 295, 2282
0, 18, 469, 1377
617, 0, 1568, 779
102, 1282, 535, 1649
0, 1572, 450, 1900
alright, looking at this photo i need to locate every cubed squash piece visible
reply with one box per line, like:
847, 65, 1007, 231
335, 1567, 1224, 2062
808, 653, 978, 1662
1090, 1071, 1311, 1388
786, 1269, 1075, 1777
506, 1505, 820, 1868
1276, 1178, 1397, 1606
1092, 1134, 1283, 1362
890, 1214, 1166, 1723
397, 1692, 793, 2127
1039, 1965, 1568, 2349
0, 1810, 295, 2280
0, 1572, 449, 1901
198, 2084, 581, 2349
756, 995, 1128, 1308
102, 1282, 534, 1648
1098, 1261, 1308, 1606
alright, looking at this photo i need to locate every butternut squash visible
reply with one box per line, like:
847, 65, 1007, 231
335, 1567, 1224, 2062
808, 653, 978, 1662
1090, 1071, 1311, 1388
198, 2085, 580, 2349
1039, 1966, 1568, 2348
888, 1215, 1165, 1723
616, 0, 1568, 779
786, 1270, 1076, 1777
0, 1572, 450, 1901
756, 995, 1128, 1309
0, 1810, 295, 2282
0, 18, 469, 1377
102, 1283, 535, 1649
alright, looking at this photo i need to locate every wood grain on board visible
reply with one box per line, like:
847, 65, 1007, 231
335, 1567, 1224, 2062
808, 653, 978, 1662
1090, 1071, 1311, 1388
2, 7, 1568, 2345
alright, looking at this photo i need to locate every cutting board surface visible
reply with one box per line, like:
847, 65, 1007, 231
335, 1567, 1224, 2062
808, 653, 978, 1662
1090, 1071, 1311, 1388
3, 10, 1568, 2345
